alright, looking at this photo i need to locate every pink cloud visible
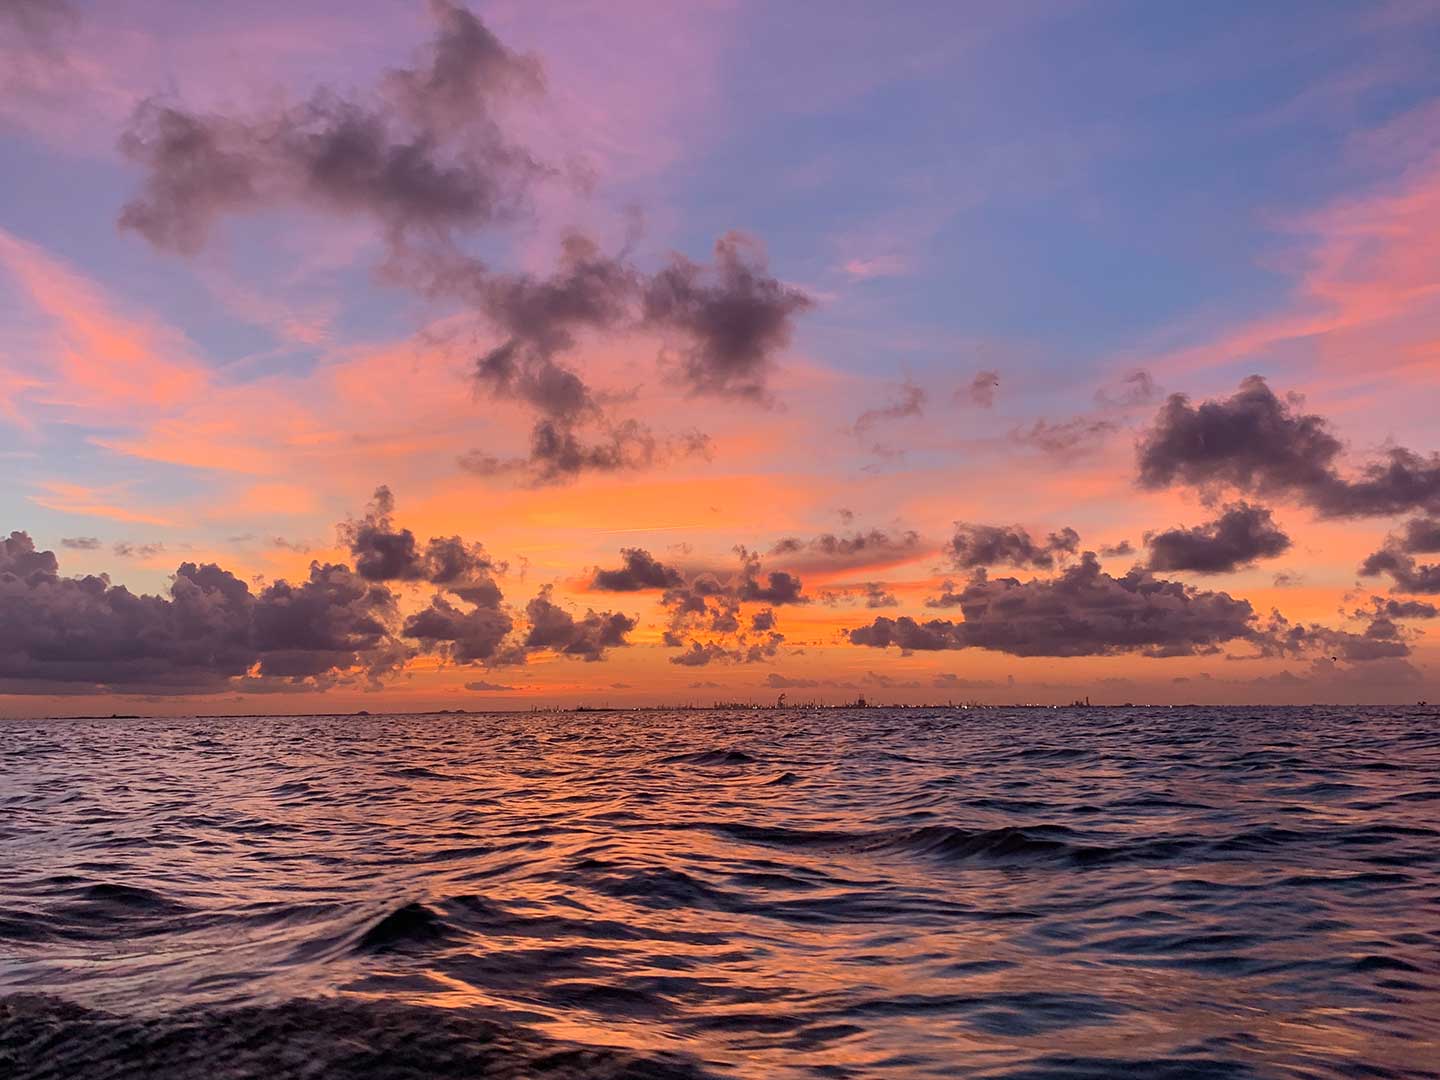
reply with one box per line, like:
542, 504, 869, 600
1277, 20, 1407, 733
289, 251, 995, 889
0, 228, 210, 417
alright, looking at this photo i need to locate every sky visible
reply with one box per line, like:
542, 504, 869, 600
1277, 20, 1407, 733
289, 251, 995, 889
5, 0, 1440, 714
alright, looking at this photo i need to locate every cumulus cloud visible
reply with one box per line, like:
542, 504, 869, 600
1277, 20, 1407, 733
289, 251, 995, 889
451, 233, 794, 481
0, 529, 401, 693
403, 593, 514, 664
1381, 598, 1438, 619
924, 579, 965, 609
455, 233, 672, 483
945, 523, 1080, 570
851, 552, 1259, 658
1359, 515, 1440, 594
591, 547, 684, 591
0, 488, 648, 694
521, 585, 635, 662
1360, 550, 1440, 594
650, 548, 802, 666
1251, 609, 1413, 663
343, 486, 633, 663
248, 562, 405, 682
1144, 503, 1291, 574
1398, 517, 1440, 553
59, 536, 100, 550
341, 485, 500, 604
738, 566, 805, 605
669, 641, 737, 667
1138, 376, 1440, 518
452, 229, 799, 480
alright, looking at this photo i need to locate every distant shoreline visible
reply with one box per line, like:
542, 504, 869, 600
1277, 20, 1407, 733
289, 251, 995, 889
21, 701, 1435, 721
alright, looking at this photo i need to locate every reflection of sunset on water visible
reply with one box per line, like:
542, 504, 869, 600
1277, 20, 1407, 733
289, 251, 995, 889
6, 709, 1436, 1077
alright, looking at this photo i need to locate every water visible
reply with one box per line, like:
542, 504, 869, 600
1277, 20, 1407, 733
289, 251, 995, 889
2, 707, 1438, 1078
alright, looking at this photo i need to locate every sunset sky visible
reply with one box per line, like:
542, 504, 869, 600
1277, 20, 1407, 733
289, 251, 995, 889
5, 0, 1440, 713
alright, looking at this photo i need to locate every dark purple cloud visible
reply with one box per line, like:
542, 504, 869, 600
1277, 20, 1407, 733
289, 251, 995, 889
118, 0, 543, 254
461, 234, 635, 430
667, 631, 783, 667
1145, 503, 1291, 574
643, 232, 813, 401
521, 586, 635, 662
1377, 598, 1438, 619
249, 562, 404, 682
924, 579, 965, 609
0, 530, 401, 693
648, 549, 804, 666
1138, 376, 1440, 518
1360, 548, 1440, 594
1399, 516, 1440, 553
1359, 515, 1440, 594
0, 486, 649, 693
670, 641, 734, 667
945, 523, 1080, 571
118, 5, 811, 486
402, 593, 514, 664
851, 552, 1258, 658
340, 485, 500, 603
738, 567, 806, 606
591, 548, 684, 592
1252, 610, 1412, 663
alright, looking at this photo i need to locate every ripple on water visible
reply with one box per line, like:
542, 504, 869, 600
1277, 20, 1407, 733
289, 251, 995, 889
2, 706, 1438, 1080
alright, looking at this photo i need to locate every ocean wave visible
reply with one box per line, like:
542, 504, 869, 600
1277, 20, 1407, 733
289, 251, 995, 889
4, 706, 1437, 1079
354, 902, 454, 953
0, 994, 713, 1080
659, 749, 759, 767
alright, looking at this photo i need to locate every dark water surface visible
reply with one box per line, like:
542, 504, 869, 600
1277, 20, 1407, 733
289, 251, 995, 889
2, 707, 1438, 1078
